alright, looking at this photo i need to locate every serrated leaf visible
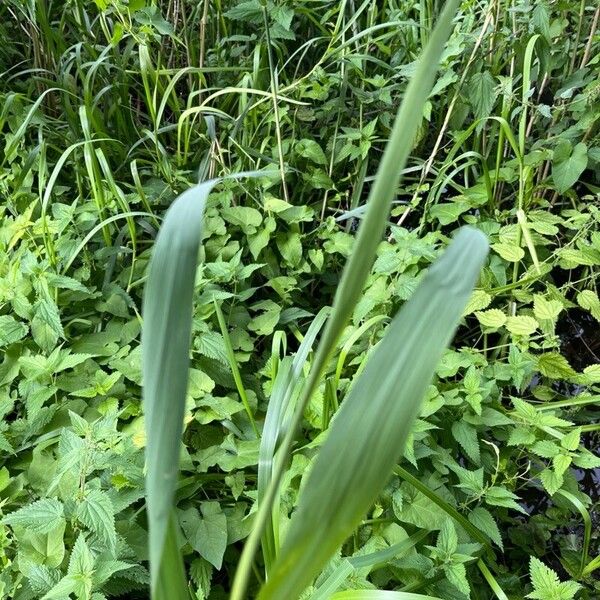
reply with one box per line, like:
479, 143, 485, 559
462, 290, 492, 316
451, 420, 480, 463
506, 315, 538, 336
576, 289, 600, 321
533, 295, 562, 322
475, 308, 507, 329
537, 352, 576, 379
76, 489, 116, 551
4, 498, 65, 534
0, 315, 28, 346
485, 486, 525, 513
444, 562, 470, 596
32, 299, 64, 353
467, 71, 497, 120
468, 507, 503, 549
531, 440, 560, 458
560, 428, 580, 452
527, 556, 581, 599
539, 468, 563, 496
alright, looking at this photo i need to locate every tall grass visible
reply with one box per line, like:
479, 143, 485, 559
141, 1, 488, 598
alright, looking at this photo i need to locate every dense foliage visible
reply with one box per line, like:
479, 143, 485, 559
0, 1, 599, 599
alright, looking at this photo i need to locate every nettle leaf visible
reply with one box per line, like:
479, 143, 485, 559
468, 507, 503, 549
462, 290, 491, 316
485, 486, 526, 513
540, 468, 563, 496
560, 428, 580, 452
0, 315, 28, 346
451, 420, 480, 463
533, 295, 562, 322
31, 298, 64, 353
505, 315, 538, 336
552, 140, 588, 194
76, 489, 117, 551
475, 308, 506, 329
436, 520, 458, 556
491, 242, 524, 262
444, 562, 470, 597
4, 498, 65, 534
467, 71, 497, 120
527, 556, 582, 600
576, 289, 600, 321
531, 440, 560, 458
537, 352, 576, 379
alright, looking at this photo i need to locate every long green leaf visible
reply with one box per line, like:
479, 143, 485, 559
258, 227, 488, 599
231, 1, 462, 596
142, 181, 216, 597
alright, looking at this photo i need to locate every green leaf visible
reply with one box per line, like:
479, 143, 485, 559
468, 507, 503, 549
444, 562, 470, 597
576, 290, 600, 321
537, 352, 576, 379
329, 593, 444, 600
552, 141, 588, 194
296, 139, 327, 165
180, 502, 228, 569
451, 420, 480, 463
531, 440, 560, 458
533, 295, 562, 322
0, 315, 28, 346
485, 486, 525, 513
491, 242, 524, 262
75, 489, 116, 551
142, 182, 218, 596
475, 309, 507, 329
4, 498, 65, 534
527, 556, 582, 599
506, 315, 538, 336
436, 520, 458, 556
561, 428, 581, 452
540, 468, 563, 496
257, 228, 488, 599
467, 71, 497, 120
31, 299, 64, 353
462, 290, 492, 316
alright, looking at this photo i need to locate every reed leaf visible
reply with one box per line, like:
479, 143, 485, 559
142, 181, 217, 596
258, 227, 489, 599
231, 2, 462, 595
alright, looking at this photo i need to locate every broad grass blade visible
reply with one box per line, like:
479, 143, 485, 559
258, 227, 488, 599
231, 2, 462, 596
142, 181, 216, 596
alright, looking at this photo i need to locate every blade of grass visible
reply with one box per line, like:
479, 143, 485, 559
213, 300, 259, 437
258, 227, 488, 599
231, 2, 463, 596
311, 531, 429, 600
142, 181, 216, 597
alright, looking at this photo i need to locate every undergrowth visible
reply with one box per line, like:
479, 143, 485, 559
0, 1, 599, 599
